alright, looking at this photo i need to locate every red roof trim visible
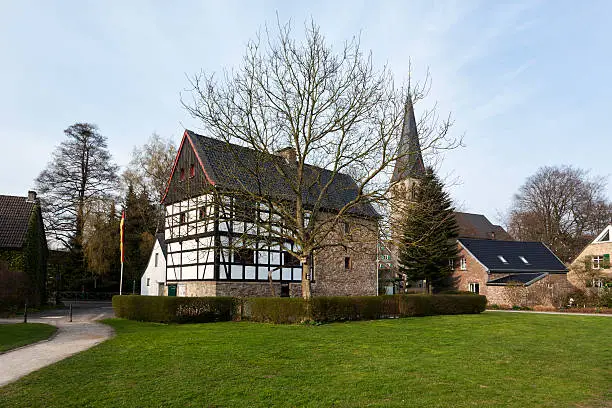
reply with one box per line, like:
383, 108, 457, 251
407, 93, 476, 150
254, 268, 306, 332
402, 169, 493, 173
160, 130, 216, 204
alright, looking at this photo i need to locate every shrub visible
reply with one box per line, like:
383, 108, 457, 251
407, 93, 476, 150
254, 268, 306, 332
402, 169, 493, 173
112, 296, 238, 323
245, 297, 309, 324
114, 294, 487, 324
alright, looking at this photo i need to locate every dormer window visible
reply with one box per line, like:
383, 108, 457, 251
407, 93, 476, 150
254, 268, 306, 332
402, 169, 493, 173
497, 255, 508, 264
519, 256, 529, 265
179, 168, 185, 181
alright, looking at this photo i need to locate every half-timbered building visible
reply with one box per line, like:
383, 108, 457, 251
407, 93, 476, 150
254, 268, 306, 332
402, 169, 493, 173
160, 130, 379, 298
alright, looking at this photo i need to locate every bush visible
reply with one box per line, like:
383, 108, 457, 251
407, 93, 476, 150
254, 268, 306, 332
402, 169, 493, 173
245, 297, 309, 324
112, 296, 238, 323
114, 294, 487, 324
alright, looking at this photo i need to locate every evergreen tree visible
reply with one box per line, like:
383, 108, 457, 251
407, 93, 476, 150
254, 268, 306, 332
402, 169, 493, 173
398, 167, 459, 293
122, 184, 157, 293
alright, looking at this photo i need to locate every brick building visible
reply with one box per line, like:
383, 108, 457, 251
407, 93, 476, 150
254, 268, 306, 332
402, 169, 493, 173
158, 130, 379, 298
568, 224, 612, 288
452, 238, 572, 307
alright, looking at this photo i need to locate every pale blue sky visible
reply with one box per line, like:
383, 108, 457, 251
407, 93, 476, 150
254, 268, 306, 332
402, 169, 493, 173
1, 1, 610, 223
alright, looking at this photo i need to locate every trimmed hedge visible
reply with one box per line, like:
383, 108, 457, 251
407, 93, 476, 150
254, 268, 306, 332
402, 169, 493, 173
113, 294, 487, 324
112, 295, 238, 323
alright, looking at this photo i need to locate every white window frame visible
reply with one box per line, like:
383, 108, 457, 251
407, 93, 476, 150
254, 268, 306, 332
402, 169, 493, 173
498, 255, 508, 264
593, 255, 603, 270
469, 282, 480, 294
518, 256, 529, 265
460, 257, 467, 271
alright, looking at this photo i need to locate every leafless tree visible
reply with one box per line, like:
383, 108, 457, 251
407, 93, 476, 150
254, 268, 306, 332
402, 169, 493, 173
182, 20, 458, 298
507, 165, 612, 262
123, 133, 177, 230
36, 123, 119, 251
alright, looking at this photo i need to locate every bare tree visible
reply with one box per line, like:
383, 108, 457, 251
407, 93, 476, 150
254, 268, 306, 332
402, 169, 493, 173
507, 165, 612, 262
182, 20, 457, 298
35, 123, 119, 253
123, 133, 177, 230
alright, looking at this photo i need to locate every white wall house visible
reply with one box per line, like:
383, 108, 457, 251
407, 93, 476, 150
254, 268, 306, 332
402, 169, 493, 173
140, 233, 167, 296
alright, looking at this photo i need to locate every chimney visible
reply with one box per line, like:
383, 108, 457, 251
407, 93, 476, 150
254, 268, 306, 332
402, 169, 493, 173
276, 147, 296, 164
27, 190, 37, 203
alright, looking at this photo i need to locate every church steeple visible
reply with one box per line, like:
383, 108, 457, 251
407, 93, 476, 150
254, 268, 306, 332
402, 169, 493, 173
391, 93, 425, 183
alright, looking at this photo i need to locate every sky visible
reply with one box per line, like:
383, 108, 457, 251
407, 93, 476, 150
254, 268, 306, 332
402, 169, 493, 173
1, 0, 611, 225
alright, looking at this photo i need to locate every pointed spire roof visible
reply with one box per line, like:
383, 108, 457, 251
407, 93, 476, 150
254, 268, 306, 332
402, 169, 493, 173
391, 93, 425, 183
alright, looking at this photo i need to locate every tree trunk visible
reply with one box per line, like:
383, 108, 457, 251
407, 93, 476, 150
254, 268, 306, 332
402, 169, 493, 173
301, 256, 311, 299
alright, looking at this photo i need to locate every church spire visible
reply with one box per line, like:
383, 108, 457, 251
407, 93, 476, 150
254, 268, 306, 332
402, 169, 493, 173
391, 92, 425, 183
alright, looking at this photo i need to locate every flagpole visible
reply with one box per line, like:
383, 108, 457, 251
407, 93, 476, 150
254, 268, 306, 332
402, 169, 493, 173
119, 263, 124, 296
119, 209, 125, 296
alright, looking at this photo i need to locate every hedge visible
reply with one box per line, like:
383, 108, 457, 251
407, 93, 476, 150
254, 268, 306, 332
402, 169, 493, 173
113, 294, 486, 324
112, 295, 238, 323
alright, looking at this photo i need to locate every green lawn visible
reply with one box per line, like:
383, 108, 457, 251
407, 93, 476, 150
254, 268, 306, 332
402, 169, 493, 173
0, 323, 57, 353
0, 313, 610, 407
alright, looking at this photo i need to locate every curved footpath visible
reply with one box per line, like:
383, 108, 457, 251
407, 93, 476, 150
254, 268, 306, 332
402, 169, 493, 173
0, 301, 114, 387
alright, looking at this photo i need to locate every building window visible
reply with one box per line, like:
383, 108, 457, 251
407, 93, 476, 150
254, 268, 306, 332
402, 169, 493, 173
234, 248, 255, 265
497, 255, 508, 264
283, 251, 300, 267
199, 207, 206, 221
592, 255, 604, 270
344, 222, 350, 234
179, 212, 186, 224
448, 258, 454, 270
469, 282, 480, 294
155, 253, 159, 267
460, 257, 467, 270
147, 278, 150, 287
519, 256, 529, 265
179, 168, 185, 181
189, 164, 195, 178
344, 256, 351, 270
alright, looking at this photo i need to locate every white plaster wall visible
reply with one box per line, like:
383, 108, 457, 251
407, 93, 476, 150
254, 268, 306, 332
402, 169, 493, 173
140, 239, 167, 296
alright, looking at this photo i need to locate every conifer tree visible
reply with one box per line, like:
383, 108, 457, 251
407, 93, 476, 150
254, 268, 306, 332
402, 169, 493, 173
398, 167, 459, 293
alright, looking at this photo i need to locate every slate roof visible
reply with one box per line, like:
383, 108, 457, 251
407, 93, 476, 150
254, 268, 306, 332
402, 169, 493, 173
0, 195, 36, 249
185, 130, 379, 218
487, 273, 548, 286
455, 212, 513, 240
458, 238, 567, 273
155, 233, 167, 257
391, 95, 425, 182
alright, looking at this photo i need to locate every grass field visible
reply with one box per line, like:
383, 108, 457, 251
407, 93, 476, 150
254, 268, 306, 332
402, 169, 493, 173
0, 313, 610, 407
0, 323, 57, 353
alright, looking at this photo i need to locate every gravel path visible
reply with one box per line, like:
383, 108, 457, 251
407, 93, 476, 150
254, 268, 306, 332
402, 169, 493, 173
485, 309, 612, 317
0, 301, 114, 387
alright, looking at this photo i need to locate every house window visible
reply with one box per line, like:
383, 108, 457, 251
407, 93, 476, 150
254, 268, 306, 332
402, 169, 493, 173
344, 222, 350, 234
234, 248, 255, 265
147, 278, 150, 287
179, 212, 186, 224
448, 258, 454, 270
593, 255, 604, 270
344, 256, 351, 270
179, 168, 185, 181
189, 164, 195, 178
283, 251, 300, 267
519, 256, 529, 265
155, 253, 159, 267
199, 207, 206, 221
469, 282, 480, 294
460, 257, 467, 270
497, 255, 508, 264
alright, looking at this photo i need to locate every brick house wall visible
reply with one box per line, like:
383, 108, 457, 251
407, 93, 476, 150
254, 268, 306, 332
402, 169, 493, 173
568, 241, 612, 288
453, 245, 489, 296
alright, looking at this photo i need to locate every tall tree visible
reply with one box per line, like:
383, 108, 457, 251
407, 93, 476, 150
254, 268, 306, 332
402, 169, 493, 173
122, 184, 157, 293
507, 166, 612, 262
36, 123, 118, 278
84, 202, 120, 282
183, 20, 457, 298
397, 167, 458, 293
123, 133, 177, 230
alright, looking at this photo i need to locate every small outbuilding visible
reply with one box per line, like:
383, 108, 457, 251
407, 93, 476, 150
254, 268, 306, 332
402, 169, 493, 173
140, 233, 167, 296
